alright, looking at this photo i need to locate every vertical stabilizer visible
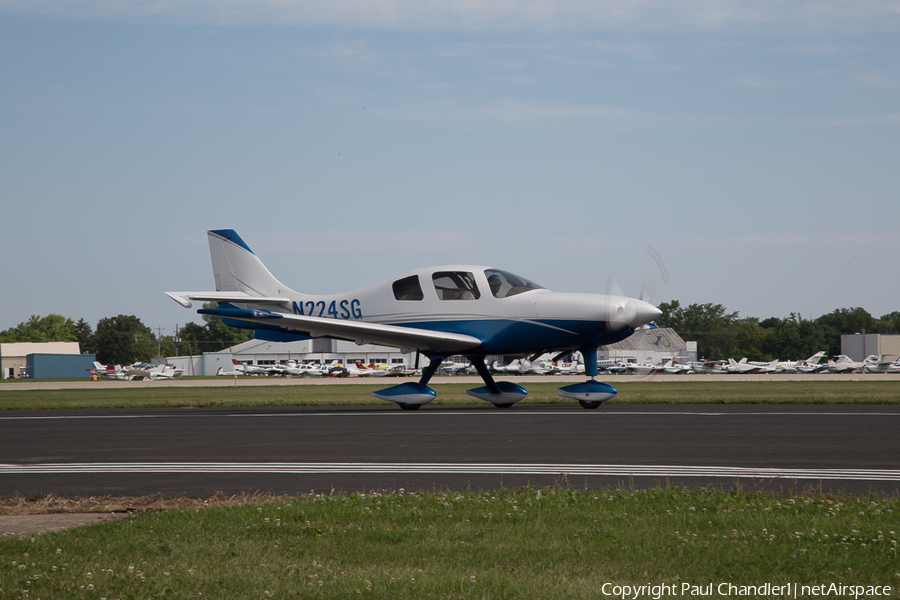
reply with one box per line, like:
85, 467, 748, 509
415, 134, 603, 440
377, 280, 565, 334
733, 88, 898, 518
207, 229, 293, 297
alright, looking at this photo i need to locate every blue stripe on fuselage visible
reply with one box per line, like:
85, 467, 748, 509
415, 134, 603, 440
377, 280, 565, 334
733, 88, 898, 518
222, 314, 631, 355
391, 318, 624, 355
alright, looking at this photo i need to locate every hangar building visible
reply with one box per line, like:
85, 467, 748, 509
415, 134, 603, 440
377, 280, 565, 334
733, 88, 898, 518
598, 327, 695, 365
161, 338, 414, 377
841, 333, 900, 362
1, 342, 83, 379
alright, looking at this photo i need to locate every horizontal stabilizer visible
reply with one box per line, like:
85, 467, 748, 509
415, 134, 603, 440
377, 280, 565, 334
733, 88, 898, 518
165, 291, 289, 309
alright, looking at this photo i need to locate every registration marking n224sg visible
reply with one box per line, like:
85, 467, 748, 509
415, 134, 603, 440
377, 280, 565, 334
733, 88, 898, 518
292, 299, 362, 319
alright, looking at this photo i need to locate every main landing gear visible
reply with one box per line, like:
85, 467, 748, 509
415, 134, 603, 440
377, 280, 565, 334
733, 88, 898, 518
373, 348, 619, 410
372, 355, 527, 410
556, 345, 618, 407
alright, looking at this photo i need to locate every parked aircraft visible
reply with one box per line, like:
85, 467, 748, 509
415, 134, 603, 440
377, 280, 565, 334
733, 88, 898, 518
88, 361, 122, 380
492, 359, 533, 375
166, 229, 661, 409
145, 364, 183, 379
227, 359, 267, 376
822, 355, 871, 373
626, 361, 662, 375
440, 359, 470, 375
794, 351, 828, 373
864, 355, 899, 373
596, 358, 624, 372
89, 361, 180, 380
662, 359, 692, 374
726, 358, 763, 374
370, 364, 413, 377
294, 362, 325, 377
689, 360, 725, 374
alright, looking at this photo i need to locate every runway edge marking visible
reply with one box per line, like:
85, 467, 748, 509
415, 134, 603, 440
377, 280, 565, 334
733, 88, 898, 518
2, 462, 900, 481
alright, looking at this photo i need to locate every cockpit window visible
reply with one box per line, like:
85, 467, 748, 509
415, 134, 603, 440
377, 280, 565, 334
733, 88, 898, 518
432, 271, 480, 300
392, 275, 424, 301
485, 269, 544, 298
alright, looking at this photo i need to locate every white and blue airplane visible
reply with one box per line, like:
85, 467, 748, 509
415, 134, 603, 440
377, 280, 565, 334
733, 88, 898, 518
166, 230, 661, 410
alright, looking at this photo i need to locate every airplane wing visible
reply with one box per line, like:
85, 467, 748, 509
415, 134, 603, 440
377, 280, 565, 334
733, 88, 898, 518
197, 306, 483, 354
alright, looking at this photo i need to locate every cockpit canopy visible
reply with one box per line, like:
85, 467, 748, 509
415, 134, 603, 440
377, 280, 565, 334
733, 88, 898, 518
484, 269, 544, 298
392, 269, 545, 301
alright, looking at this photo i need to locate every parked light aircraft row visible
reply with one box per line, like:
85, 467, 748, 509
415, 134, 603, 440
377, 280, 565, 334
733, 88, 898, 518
217, 359, 416, 378
167, 229, 662, 409
88, 362, 184, 381
233, 350, 900, 379
647, 352, 900, 374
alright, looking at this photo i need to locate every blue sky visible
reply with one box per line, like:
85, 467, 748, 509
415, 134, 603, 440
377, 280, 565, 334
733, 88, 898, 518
1, 1, 898, 335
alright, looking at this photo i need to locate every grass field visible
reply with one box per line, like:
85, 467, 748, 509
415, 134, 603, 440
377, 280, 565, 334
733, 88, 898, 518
2, 487, 899, 599
1, 379, 899, 410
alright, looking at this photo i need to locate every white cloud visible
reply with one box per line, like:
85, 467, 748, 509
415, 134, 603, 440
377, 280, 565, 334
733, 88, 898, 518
4, 0, 900, 33
374, 96, 668, 126
732, 74, 785, 89
858, 70, 900, 89
258, 229, 482, 254
666, 231, 899, 251
815, 113, 900, 127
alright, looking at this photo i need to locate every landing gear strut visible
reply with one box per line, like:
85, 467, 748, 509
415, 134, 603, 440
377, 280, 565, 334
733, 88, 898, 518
557, 345, 618, 408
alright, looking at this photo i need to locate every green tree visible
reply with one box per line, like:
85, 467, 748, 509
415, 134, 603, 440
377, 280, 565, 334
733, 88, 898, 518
0, 314, 79, 343
815, 307, 887, 356
878, 311, 900, 333
731, 317, 766, 361
73, 318, 95, 354
92, 315, 156, 364
759, 314, 827, 361
176, 303, 254, 354
657, 300, 740, 360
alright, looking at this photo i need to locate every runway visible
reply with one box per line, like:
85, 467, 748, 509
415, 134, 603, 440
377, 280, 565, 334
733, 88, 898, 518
2, 404, 898, 496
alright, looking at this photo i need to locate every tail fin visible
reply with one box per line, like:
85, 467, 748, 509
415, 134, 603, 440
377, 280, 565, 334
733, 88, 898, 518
208, 229, 293, 297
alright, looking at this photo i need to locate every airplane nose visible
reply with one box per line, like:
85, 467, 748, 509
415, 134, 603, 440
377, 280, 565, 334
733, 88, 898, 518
624, 299, 662, 329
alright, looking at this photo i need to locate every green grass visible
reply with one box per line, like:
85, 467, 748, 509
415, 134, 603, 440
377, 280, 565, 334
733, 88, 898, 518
2, 487, 899, 599
0, 379, 899, 410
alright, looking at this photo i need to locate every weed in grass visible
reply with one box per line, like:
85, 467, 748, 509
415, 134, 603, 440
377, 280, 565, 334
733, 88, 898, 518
2, 487, 899, 599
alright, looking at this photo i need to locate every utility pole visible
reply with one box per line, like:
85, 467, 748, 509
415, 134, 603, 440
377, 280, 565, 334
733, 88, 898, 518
156, 326, 166, 358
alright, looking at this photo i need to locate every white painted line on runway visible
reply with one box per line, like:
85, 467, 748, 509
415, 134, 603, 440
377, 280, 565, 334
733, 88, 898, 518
2, 462, 899, 481
2, 410, 900, 421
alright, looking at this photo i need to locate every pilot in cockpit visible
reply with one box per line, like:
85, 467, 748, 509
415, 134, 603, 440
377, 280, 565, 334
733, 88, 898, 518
488, 274, 503, 298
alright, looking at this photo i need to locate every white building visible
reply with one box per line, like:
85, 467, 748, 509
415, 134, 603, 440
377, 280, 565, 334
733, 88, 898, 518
162, 338, 417, 377
597, 327, 695, 365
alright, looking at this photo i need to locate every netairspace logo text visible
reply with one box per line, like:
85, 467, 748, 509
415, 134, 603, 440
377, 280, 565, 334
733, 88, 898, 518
601, 582, 893, 599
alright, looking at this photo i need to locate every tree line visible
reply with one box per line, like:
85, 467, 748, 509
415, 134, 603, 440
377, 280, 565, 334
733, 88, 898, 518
657, 301, 900, 361
0, 305, 252, 365
2, 303, 898, 364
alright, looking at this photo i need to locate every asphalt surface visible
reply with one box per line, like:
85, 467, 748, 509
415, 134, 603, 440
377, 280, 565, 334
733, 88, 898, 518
2, 403, 899, 496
